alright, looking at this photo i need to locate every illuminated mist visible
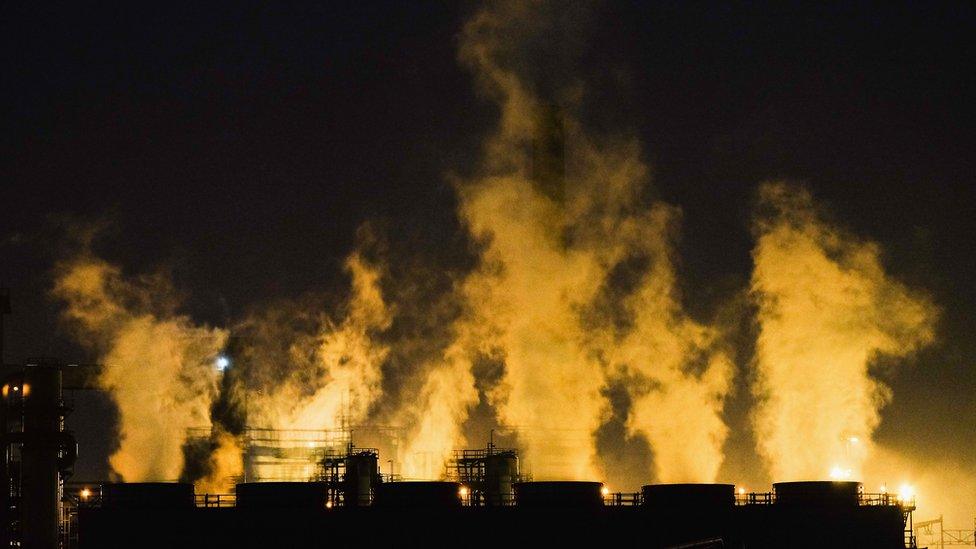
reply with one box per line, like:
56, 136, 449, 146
750, 182, 937, 481
223, 243, 393, 483
53, 254, 228, 482
865, 446, 976, 527
48, 5, 960, 522
195, 429, 244, 494
49, 1, 736, 487
241, 250, 391, 433
442, 1, 733, 482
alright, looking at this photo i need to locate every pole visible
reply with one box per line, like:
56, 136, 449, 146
940, 514, 944, 549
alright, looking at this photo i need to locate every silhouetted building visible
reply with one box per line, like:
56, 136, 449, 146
74, 477, 914, 548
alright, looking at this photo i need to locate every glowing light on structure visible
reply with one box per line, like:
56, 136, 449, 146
459, 486, 469, 498
600, 486, 610, 497
215, 355, 230, 372
829, 465, 853, 480
325, 500, 333, 509
80, 488, 92, 500
897, 484, 915, 502
738, 487, 746, 495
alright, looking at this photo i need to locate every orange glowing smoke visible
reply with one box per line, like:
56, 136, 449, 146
406, 0, 735, 482
750, 182, 937, 481
53, 254, 227, 482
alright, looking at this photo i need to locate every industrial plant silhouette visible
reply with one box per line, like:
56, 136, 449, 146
1, 354, 918, 548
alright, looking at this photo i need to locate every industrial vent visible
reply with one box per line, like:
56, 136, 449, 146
513, 481, 604, 508
373, 482, 462, 508
236, 482, 329, 509
101, 482, 195, 509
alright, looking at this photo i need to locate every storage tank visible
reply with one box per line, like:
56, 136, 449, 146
640, 483, 734, 547
773, 481, 861, 507
235, 482, 329, 509
483, 451, 518, 506
373, 481, 462, 508
642, 483, 735, 509
101, 482, 195, 509
513, 481, 604, 508
344, 451, 379, 506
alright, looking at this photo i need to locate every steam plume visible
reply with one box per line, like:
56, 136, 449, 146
426, 1, 734, 482
232, 246, 391, 437
53, 254, 227, 481
50, 2, 739, 487
398, 339, 479, 479
750, 182, 937, 480
194, 429, 244, 493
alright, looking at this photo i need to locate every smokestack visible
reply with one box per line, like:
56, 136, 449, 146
21, 360, 65, 549
0, 287, 10, 366
531, 102, 566, 202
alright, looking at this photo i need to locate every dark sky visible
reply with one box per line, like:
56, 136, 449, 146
1, 2, 973, 482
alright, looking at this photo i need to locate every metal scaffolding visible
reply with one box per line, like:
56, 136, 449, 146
447, 443, 522, 506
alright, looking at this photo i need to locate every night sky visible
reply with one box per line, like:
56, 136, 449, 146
2, 2, 973, 485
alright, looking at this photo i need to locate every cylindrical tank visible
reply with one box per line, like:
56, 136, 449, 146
773, 481, 861, 507
513, 481, 604, 508
344, 451, 378, 506
101, 482, 195, 509
484, 451, 518, 506
642, 483, 735, 509
373, 481, 462, 508
236, 482, 329, 509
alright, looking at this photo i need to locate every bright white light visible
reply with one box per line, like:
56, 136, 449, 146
848, 436, 859, 444
459, 486, 469, 498
880, 485, 887, 494
829, 466, 852, 480
738, 487, 746, 495
215, 355, 230, 372
897, 484, 915, 502
600, 486, 610, 497
325, 500, 333, 509
80, 488, 91, 500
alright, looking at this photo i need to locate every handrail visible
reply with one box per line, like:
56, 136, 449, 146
604, 492, 642, 506
195, 493, 236, 508
734, 492, 914, 508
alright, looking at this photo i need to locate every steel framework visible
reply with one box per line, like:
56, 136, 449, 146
447, 443, 522, 506
915, 516, 976, 548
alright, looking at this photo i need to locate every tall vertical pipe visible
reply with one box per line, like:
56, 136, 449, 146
22, 362, 62, 549
0, 289, 10, 548
0, 287, 10, 365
